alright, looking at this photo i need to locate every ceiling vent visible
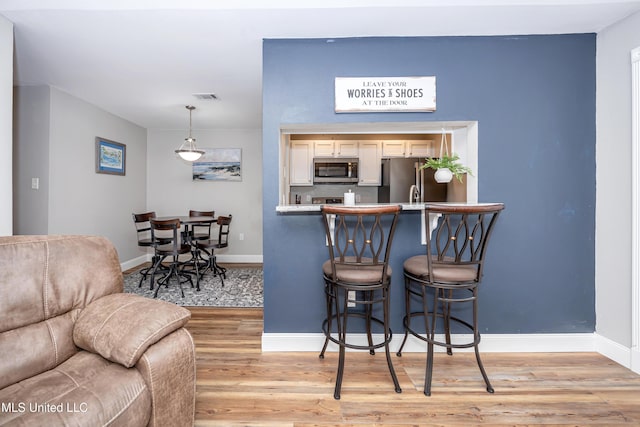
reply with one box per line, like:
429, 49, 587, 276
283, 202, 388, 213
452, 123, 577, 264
192, 93, 219, 101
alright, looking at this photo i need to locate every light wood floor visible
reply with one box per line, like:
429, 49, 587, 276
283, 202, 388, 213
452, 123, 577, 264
186, 307, 640, 426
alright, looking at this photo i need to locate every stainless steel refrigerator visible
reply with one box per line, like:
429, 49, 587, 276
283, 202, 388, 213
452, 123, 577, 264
378, 158, 447, 203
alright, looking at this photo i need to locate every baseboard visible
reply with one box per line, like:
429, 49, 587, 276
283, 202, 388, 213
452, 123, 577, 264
262, 332, 597, 353
120, 253, 263, 271
121, 255, 148, 272
216, 254, 263, 263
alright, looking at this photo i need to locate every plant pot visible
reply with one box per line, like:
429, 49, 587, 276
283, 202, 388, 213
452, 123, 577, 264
434, 168, 453, 183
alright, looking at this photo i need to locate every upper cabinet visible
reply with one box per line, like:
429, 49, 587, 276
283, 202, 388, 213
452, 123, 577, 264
313, 141, 334, 157
314, 140, 359, 158
358, 141, 381, 186
381, 141, 405, 157
382, 140, 436, 158
289, 141, 313, 186
406, 140, 436, 157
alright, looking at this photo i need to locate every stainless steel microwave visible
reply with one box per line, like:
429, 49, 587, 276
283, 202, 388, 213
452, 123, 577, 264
313, 158, 359, 183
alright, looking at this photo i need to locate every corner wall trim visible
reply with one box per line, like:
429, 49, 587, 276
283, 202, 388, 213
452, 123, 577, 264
631, 45, 640, 375
596, 333, 635, 372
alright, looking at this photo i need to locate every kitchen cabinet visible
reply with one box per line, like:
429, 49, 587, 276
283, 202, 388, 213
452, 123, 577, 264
358, 141, 381, 186
313, 141, 335, 157
406, 140, 435, 157
290, 141, 313, 186
314, 140, 359, 158
335, 141, 358, 157
382, 141, 405, 157
382, 140, 435, 158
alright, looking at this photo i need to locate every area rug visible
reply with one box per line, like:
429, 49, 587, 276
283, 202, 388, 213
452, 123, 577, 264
123, 266, 263, 307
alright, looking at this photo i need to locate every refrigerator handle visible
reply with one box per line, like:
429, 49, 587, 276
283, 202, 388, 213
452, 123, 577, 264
414, 161, 424, 203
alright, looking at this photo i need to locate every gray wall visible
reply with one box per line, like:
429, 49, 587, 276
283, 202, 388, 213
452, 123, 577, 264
262, 35, 597, 334
146, 128, 263, 262
595, 11, 640, 348
13, 86, 148, 263
12, 87, 263, 264
0, 15, 12, 236
13, 86, 50, 235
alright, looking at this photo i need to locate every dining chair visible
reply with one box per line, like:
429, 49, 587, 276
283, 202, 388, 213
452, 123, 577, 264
149, 218, 195, 298
194, 215, 232, 286
396, 203, 504, 396
132, 211, 171, 288
319, 205, 402, 400
188, 210, 215, 241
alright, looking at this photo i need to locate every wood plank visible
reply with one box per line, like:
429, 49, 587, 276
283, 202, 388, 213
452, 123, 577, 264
186, 307, 640, 426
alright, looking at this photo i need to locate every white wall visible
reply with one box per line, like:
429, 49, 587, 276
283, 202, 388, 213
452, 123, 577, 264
147, 128, 263, 262
596, 11, 640, 348
0, 15, 12, 236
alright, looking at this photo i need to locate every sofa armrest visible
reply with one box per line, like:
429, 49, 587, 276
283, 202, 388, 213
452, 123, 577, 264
136, 328, 196, 427
73, 293, 191, 368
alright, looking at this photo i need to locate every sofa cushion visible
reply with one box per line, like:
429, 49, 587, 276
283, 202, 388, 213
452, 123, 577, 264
0, 311, 80, 390
73, 293, 191, 368
0, 235, 123, 334
0, 351, 151, 426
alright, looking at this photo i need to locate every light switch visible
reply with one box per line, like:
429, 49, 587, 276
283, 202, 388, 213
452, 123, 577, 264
31, 177, 39, 190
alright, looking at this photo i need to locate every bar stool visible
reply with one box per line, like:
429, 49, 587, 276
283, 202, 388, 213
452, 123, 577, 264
319, 204, 402, 400
149, 218, 195, 298
132, 211, 171, 289
396, 203, 504, 396
194, 214, 232, 286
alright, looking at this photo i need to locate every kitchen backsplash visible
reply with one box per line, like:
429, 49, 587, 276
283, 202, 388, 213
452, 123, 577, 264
290, 184, 379, 204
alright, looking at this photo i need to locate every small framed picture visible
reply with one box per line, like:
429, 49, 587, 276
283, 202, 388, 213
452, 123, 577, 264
95, 137, 126, 176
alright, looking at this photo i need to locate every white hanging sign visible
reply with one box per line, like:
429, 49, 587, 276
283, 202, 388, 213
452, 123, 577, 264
335, 76, 436, 113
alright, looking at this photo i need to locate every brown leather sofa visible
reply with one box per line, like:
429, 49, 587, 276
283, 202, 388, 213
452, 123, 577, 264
0, 235, 196, 426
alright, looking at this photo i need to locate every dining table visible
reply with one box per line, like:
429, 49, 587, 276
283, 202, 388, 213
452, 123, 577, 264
155, 215, 216, 243
155, 215, 217, 288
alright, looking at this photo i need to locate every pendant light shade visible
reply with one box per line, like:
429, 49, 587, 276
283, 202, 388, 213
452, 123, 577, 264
175, 105, 204, 161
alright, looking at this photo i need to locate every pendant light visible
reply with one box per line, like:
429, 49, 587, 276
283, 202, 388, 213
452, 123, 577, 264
175, 105, 204, 161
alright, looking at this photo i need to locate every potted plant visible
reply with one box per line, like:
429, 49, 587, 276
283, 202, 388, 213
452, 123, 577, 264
421, 153, 473, 183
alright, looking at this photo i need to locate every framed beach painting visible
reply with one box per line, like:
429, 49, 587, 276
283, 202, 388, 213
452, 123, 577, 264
193, 148, 242, 181
95, 137, 126, 175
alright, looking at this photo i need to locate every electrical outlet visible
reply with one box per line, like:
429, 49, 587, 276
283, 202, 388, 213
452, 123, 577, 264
239, 233, 245, 241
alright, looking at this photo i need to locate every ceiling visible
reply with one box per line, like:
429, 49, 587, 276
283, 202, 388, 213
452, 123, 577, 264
2, 0, 640, 131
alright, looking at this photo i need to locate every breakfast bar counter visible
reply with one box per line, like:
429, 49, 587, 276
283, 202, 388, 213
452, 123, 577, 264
276, 202, 430, 213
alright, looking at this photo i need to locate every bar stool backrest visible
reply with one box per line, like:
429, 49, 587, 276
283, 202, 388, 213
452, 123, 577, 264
132, 211, 157, 247
189, 209, 215, 240
321, 205, 401, 285
150, 218, 182, 254
215, 215, 232, 248
425, 203, 504, 283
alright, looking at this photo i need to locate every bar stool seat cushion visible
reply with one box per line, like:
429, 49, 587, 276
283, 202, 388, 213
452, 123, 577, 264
322, 257, 392, 284
155, 242, 191, 255
403, 255, 477, 283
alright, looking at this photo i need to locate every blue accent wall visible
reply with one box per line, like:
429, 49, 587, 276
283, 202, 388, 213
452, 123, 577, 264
262, 35, 596, 334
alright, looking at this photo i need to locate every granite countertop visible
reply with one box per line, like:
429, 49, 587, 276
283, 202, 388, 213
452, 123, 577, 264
276, 202, 430, 213
275, 201, 500, 213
